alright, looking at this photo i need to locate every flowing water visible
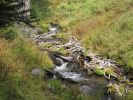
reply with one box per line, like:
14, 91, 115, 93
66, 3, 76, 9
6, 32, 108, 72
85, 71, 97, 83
32, 24, 130, 100
52, 57, 112, 99
54, 58, 87, 82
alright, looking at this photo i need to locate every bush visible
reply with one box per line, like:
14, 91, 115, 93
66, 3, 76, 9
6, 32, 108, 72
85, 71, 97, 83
0, 26, 17, 40
2, 30, 17, 40
0, 38, 54, 99
31, 0, 52, 19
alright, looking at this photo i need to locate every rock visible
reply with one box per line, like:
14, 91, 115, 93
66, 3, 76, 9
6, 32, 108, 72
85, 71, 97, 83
87, 69, 93, 76
80, 85, 93, 95
31, 68, 44, 76
44, 69, 54, 79
59, 55, 74, 62
51, 58, 62, 66
47, 51, 62, 66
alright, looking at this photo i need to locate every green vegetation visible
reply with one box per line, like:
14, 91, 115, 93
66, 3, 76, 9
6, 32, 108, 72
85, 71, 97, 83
47, 79, 94, 100
31, 0, 52, 19
0, 0, 133, 100
0, 25, 18, 40
0, 35, 54, 99
50, 0, 133, 68
55, 33, 69, 40
43, 42, 54, 48
58, 47, 69, 55
94, 67, 104, 76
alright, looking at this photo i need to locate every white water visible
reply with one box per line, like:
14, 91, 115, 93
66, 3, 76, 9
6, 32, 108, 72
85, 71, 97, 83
49, 27, 58, 33
54, 63, 69, 72
56, 58, 64, 64
54, 58, 86, 82
60, 72, 85, 82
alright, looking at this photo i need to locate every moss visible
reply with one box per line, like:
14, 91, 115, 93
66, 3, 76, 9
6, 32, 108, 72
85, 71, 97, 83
43, 43, 54, 48
58, 47, 69, 55
55, 33, 69, 40
94, 66, 104, 76
37, 21, 49, 32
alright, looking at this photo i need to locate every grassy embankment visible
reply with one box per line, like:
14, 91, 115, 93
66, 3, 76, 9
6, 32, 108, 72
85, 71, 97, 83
50, 0, 133, 69
0, 25, 55, 99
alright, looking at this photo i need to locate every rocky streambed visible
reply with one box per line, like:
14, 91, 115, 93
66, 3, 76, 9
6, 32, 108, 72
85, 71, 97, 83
31, 25, 133, 100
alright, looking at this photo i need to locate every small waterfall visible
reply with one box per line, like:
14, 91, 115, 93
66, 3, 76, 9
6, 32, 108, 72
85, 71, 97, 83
60, 72, 85, 82
54, 63, 68, 72
53, 57, 87, 82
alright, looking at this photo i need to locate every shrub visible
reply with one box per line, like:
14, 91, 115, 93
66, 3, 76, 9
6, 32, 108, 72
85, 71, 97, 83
0, 38, 54, 99
0, 26, 17, 40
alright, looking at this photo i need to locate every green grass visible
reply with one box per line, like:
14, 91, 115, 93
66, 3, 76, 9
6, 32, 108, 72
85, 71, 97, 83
0, 0, 133, 99
0, 36, 54, 99
50, 0, 133, 68
83, 6, 133, 68
47, 79, 93, 100
94, 67, 104, 76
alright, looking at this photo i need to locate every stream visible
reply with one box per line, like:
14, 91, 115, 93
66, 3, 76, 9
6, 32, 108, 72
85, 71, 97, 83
31, 24, 132, 100
50, 54, 114, 99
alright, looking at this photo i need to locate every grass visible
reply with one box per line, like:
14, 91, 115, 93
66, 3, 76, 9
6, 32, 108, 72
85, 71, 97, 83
0, 0, 133, 99
46, 79, 94, 100
0, 24, 82, 99
94, 67, 104, 76
55, 33, 69, 40
50, 0, 133, 68
0, 37, 54, 99
58, 47, 69, 55
43, 42, 54, 48
82, 5, 133, 68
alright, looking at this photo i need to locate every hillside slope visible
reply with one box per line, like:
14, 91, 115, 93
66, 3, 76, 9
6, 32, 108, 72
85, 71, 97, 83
50, 0, 133, 68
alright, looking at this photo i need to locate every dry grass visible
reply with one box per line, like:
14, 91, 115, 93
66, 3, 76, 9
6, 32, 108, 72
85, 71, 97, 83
72, 9, 121, 39
50, 0, 61, 7
0, 38, 53, 80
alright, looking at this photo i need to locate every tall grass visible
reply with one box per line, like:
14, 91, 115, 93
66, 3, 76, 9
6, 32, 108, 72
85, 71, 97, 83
53, 0, 133, 68
81, 3, 133, 68
49, 0, 133, 68
0, 38, 53, 99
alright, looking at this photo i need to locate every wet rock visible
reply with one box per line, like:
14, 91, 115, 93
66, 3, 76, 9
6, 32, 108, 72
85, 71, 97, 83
44, 69, 54, 79
54, 58, 62, 66
59, 55, 74, 62
48, 51, 62, 66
